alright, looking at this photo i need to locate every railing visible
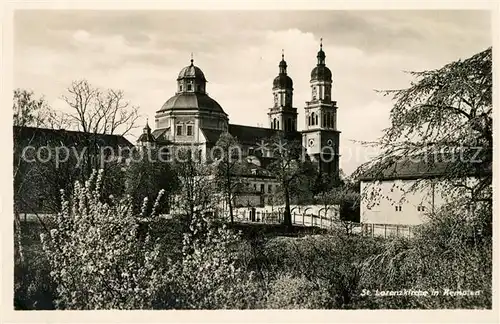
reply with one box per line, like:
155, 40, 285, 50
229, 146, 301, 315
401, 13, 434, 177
233, 210, 360, 232
360, 223, 414, 238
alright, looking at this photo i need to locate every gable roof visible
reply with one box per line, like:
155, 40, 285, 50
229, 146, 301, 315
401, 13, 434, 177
358, 155, 491, 181
200, 128, 223, 144
13, 126, 134, 149
228, 124, 279, 145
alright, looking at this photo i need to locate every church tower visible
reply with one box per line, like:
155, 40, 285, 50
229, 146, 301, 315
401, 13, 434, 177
268, 51, 297, 134
302, 39, 340, 180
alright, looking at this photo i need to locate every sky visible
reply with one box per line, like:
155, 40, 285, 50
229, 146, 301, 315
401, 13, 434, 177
13, 10, 491, 175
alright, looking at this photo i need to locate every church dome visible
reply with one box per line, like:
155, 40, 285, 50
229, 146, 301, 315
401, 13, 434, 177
273, 74, 293, 89
311, 40, 332, 82
157, 92, 226, 115
310, 65, 332, 82
177, 60, 207, 82
273, 51, 293, 89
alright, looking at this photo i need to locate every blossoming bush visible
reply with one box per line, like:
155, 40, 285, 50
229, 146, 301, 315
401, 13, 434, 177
40, 170, 167, 310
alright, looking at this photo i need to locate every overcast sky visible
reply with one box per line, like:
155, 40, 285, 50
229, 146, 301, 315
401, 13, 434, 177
13, 10, 491, 175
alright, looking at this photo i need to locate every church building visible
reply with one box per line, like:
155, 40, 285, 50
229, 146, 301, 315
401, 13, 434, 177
138, 40, 341, 205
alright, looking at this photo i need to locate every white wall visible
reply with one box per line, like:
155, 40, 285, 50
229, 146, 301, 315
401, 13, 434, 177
360, 177, 478, 226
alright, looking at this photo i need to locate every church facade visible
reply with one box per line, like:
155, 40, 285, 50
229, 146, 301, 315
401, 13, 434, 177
138, 41, 341, 206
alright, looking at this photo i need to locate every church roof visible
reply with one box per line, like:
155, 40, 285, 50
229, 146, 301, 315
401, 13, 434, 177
13, 125, 133, 149
273, 74, 293, 89
311, 65, 332, 82
157, 92, 227, 115
228, 124, 279, 145
357, 155, 492, 181
177, 61, 207, 82
200, 128, 223, 144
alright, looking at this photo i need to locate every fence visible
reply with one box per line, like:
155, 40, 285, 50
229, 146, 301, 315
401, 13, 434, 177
360, 223, 414, 239
233, 209, 361, 232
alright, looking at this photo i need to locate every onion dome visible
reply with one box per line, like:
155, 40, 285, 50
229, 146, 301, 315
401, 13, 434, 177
138, 120, 156, 143
177, 58, 207, 82
273, 50, 293, 89
311, 39, 332, 82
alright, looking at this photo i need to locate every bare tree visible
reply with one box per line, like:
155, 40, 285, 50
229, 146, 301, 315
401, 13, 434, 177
213, 132, 244, 223
62, 79, 140, 136
173, 149, 218, 223
267, 134, 315, 227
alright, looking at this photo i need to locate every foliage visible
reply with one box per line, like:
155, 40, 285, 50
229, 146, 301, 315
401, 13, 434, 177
40, 170, 166, 309
160, 214, 264, 309
266, 273, 330, 309
172, 148, 219, 222
213, 132, 245, 223
125, 147, 179, 215
13, 89, 51, 127
355, 47, 492, 205
261, 232, 383, 308
359, 199, 492, 309
267, 134, 316, 226
14, 222, 57, 310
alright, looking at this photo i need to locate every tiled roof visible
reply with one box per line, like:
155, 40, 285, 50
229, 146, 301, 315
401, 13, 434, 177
228, 124, 280, 145
152, 128, 169, 142
13, 126, 134, 148
157, 93, 227, 115
358, 155, 491, 181
200, 128, 223, 143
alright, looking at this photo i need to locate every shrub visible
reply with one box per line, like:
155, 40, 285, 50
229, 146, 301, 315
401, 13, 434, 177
162, 214, 264, 309
40, 170, 167, 309
266, 273, 330, 309
359, 200, 492, 309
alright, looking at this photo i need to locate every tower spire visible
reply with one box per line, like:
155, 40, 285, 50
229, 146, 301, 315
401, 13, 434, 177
320, 37, 323, 50
282, 48, 284, 60
190, 52, 194, 65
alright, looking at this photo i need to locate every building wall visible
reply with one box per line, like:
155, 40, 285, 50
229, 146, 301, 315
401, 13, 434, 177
360, 177, 478, 226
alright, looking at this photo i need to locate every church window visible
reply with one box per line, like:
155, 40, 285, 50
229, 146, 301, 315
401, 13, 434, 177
176, 125, 183, 136
310, 112, 315, 126
272, 118, 277, 129
187, 125, 193, 136
179, 84, 183, 92
315, 114, 318, 126
277, 120, 279, 129
187, 82, 192, 91
260, 184, 265, 193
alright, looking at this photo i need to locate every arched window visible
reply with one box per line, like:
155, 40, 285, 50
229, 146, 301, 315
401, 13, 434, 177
315, 114, 318, 126
273, 118, 277, 129
277, 120, 279, 129
310, 112, 315, 126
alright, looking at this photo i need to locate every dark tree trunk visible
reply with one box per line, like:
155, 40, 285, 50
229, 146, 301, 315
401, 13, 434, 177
283, 185, 292, 227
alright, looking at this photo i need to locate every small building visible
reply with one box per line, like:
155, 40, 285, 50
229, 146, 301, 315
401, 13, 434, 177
358, 157, 488, 238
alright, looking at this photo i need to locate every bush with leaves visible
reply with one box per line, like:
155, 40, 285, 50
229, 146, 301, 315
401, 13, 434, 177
161, 214, 264, 309
40, 170, 167, 310
261, 232, 383, 308
358, 199, 492, 309
266, 273, 330, 309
